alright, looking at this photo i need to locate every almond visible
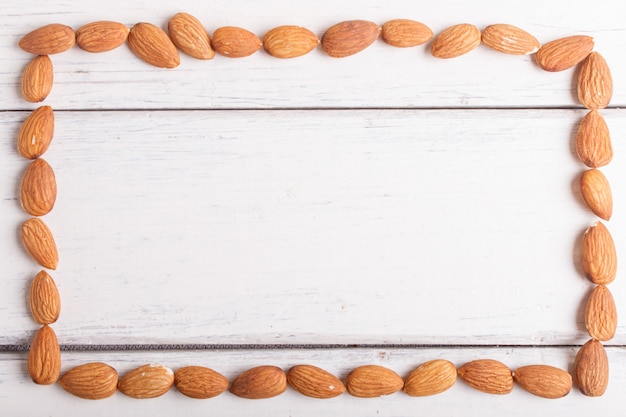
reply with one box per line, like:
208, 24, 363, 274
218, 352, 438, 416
127, 22, 180, 69
19, 23, 75, 55
27, 325, 61, 385
431, 23, 481, 59
458, 359, 513, 394
21, 218, 59, 270
21, 55, 53, 103
60, 362, 119, 400
580, 169, 612, 221
576, 110, 612, 168
381, 19, 433, 47
168, 13, 214, 60
263, 26, 319, 59
574, 339, 609, 396
585, 285, 618, 341
321, 20, 381, 58
20, 158, 57, 217
29, 270, 60, 325
174, 366, 228, 399
513, 365, 572, 398
535, 35, 594, 72
481, 24, 540, 55
229, 365, 287, 399
578, 52, 613, 109
581, 221, 617, 285
18, 106, 55, 159
118, 364, 174, 398
75, 21, 129, 53
286, 364, 345, 399
403, 359, 457, 396
345, 365, 403, 398
212, 26, 261, 58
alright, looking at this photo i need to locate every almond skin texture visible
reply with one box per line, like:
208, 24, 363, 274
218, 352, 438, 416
127, 22, 180, 68
168, 13, 214, 60
575, 339, 609, 396
580, 169, 613, 221
27, 325, 61, 385
18, 106, 55, 159
29, 270, 60, 325
229, 365, 287, 399
585, 285, 618, 341
578, 52, 613, 109
381, 19, 433, 47
431, 23, 481, 59
536, 35, 594, 72
287, 364, 345, 399
581, 222, 617, 285
263, 26, 319, 59
174, 366, 228, 399
118, 364, 174, 398
76, 21, 129, 53
60, 362, 118, 400
21, 55, 53, 103
321, 20, 381, 58
345, 365, 403, 398
20, 158, 57, 217
212, 26, 261, 58
513, 365, 572, 399
481, 24, 540, 55
403, 359, 457, 396
21, 218, 59, 270
19, 23, 75, 55
458, 359, 513, 394
576, 110, 612, 168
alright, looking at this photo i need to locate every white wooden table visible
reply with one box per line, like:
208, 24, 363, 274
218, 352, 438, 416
1, 0, 625, 415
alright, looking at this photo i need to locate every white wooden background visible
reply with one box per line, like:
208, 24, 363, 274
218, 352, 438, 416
1, 0, 625, 415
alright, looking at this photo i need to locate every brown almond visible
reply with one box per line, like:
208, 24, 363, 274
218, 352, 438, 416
585, 285, 618, 341
403, 359, 457, 396
60, 362, 118, 400
581, 222, 617, 285
574, 339, 609, 396
212, 26, 261, 58
118, 364, 174, 398
345, 365, 403, 398
29, 270, 60, 325
381, 19, 433, 48
576, 110, 612, 168
458, 359, 513, 394
21, 55, 53, 103
578, 52, 613, 109
20, 158, 57, 217
18, 106, 55, 159
174, 366, 228, 399
321, 20, 381, 58
431, 23, 481, 59
21, 218, 59, 270
76, 21, 129, 53
481, 24, 540, 55
580, 169, 613, 221
27, 325, 61, 385
168, 13, 214, 60
536, 35, 594, 72
263, 26, 319, 59
513, 365, 572, 398
127, 22, 180, 69
229, 365, 287, 399
287, 364, 345, 399
19, 23, 75, 55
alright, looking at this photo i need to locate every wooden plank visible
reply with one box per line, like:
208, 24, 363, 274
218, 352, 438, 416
2, 109, 624, 345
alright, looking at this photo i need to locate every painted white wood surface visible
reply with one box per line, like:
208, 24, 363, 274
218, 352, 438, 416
1, 0, 625, 415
